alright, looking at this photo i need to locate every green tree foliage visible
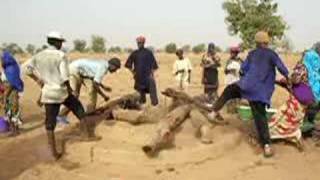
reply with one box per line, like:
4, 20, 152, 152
223, 0, 287, 49
91, 35, 106, 53
26, 44, 36, 55
124, 47, 134, 53
108, 46, 122, 53
2, 43, 24, 55
73, 39, 87, 52
182, 45, 191, 52
165, 43, 177, 54
192, 44, 206, 54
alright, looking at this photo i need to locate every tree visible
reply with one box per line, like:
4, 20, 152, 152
165, 43, 177, 54
35, 45, 48, 53
25, 44, 36, 55
223, 0, 288, 49
182, 45, 191, 52
124, 47, 134, 53
108, 46, 122, 53
2, 43, 24, 55
91, 35, 106, 53
73, 39, 87, 52
192, 44, 206, 54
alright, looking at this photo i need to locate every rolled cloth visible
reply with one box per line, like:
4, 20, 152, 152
1, 51, 24, 92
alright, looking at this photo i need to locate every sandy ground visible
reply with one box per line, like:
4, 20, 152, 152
0, 53, 320, 180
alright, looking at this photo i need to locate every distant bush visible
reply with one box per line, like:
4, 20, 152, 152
192, 44, 206, 54
108, 46, 122, 53
91, 35, 106, 53
182, 45, 191, 52
165, 43, 177, 54
2, 43, 24, 55
26, 44, 36, 55
73, 39, 87, 52
124, 47, 134, 53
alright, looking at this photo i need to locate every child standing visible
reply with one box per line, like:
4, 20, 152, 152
1, 51, 24, 136
225, 46, 242, 113
201, 43, 221, 105
173, 49, 192, 91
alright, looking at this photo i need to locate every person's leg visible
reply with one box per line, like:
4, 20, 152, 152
213, 83, 242, 112
63, 95, 101, 141
139, 91, 147, 105
249, 101, 273, 157
44, 103, 62, 160
86, 79, 98, 114
59, 75, 82, 117
305, 102, 320, 124
149, 78, 159, 106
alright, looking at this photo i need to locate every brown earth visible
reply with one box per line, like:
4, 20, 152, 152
0, 53, 319, 180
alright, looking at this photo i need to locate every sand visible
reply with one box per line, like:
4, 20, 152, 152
0, 53, 319, 180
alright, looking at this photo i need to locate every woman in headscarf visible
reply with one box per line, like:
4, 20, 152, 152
201, 43, 221, 105
1, 51, 24, 136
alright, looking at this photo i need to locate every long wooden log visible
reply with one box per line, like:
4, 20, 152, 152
161, 88, 227, 125
87, 92, 141, 115
142, 105, 192, 156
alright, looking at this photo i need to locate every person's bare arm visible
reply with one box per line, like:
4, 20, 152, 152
93, 81, 110, 101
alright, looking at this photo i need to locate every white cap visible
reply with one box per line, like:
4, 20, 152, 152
47, 31, 65, 41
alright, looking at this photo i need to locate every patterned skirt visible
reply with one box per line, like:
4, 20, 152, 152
269, 95, 304, 140
4, 85, 22, 126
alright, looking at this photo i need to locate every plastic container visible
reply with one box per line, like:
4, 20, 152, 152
0, 117, 9, 133
237, 106, 277, 121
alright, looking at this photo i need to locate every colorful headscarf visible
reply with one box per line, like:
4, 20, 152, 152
303, 50, 320, 102
1, 51, 24, 92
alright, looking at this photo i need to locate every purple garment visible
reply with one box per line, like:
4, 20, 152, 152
292, 83, 315, 106
238, 47, 289, 105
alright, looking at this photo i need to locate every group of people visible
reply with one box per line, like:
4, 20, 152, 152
0, 30, 320, 160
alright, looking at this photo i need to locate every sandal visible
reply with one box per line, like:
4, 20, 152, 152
263, 144, 274, 158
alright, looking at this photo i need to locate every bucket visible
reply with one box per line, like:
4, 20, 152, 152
237, 106, 277, 121
0, 117, 9, 133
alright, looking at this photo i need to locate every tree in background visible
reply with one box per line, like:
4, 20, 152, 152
73, 39, 87, 52
91, 35, 106, 53
26, 44, 36, 55
165, 43, 177, 54
1, 43, 24, 55
192, 44, 206, 54
182, 45, 191, 53
124, 47, 134, 53
223, 0, 287, 49
35, 45, 48, 53
108, 46, 122, 53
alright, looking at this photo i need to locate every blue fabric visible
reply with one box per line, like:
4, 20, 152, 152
237, 47, 289, 105
1, 51, 24, 92
303, 50, 320, 102
125, 48, 158, 92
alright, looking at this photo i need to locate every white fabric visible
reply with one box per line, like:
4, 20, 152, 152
69, 59, 109, 83
23, 46, 69, 103
225, 60, 241, 85
173, 58, 192, 86
47, 31, 65, 41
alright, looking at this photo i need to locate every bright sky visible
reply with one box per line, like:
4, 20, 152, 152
0, 0, 319, 50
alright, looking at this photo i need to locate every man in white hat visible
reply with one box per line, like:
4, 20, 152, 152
24, 31, 101, 160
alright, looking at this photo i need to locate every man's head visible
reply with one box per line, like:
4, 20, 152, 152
255, 31, 270, 48
230, 46, 241, 58
313, 42, 320, 55
108, 57, 121, 73
47, 31, 65, 50
136, 36, 146, 50
208, 43, 215, 55
176, 49, 184, 60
